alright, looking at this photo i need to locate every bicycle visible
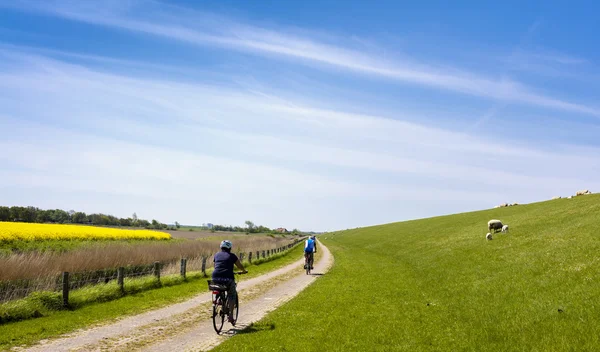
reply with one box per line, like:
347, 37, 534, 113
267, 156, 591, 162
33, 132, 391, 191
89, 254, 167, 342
304, 252, 314, 275
207, 271, 246, 334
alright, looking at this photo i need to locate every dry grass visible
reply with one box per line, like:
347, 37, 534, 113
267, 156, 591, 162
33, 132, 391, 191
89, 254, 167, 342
0, 236, 297, 302
0, 237, 292, 282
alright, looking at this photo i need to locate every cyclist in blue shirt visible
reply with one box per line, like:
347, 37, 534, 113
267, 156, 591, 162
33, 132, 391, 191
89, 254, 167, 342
212, 240, 247, 323
304, 236, 317, 270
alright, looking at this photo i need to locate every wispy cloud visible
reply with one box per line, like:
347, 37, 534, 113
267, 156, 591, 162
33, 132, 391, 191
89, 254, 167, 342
4, 0, 599, 118
1, 51, 598, 210
1, 2, 599, 229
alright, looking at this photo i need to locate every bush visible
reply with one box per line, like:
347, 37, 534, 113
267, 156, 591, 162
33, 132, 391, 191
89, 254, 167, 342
0, 291, 62, 324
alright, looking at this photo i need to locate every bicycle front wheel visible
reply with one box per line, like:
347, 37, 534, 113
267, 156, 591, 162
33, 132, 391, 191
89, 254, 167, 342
231, 295, 239, 326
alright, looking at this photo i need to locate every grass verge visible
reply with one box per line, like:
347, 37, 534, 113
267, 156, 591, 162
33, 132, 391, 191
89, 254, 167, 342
0, 242, 305, 351
213, 195, 600, 351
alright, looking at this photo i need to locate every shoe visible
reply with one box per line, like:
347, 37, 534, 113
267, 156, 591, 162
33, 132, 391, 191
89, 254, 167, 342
228, 315, 235, 323
304, 264, 307, 269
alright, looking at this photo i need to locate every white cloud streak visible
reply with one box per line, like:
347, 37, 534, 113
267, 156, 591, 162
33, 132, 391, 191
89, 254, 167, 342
1, 50, 599, 230
1, 2, 600, 229
4, 0, 600, 117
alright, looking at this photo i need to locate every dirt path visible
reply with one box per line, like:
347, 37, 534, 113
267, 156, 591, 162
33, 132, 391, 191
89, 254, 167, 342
19, 241, 333, 352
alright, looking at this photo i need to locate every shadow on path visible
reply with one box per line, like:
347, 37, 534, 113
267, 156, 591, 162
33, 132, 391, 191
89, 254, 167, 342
225, 321, 276, 336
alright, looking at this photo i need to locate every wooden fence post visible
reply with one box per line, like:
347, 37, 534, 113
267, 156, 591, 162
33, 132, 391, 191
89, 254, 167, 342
62, 272, 69, 308
239, 252, 244, 262
154, 261, 160, 281
248, 251, 253, 263
201, 256, 207, 277
117, 267, 124, 292
256, 251, 260, 260
180, 258, 187, 278
262, 250, 266, 258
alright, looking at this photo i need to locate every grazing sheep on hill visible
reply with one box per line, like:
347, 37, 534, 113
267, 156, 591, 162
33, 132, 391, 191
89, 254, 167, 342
486, 233, 493, 240
501, 224, 509, 233
576, 190, 592, 196
488, 219, 503, 233
552, 196, 562, 200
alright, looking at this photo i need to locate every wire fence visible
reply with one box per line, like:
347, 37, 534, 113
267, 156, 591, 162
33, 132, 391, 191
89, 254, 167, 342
0, 238, 305, 305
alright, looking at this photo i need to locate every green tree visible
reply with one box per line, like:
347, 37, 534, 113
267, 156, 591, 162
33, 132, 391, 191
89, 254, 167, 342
0, 206, 9, 221
72, 212, 87, 224
175, 221, 181, 229
50, 209, 70, 223
9, 206, 26, 221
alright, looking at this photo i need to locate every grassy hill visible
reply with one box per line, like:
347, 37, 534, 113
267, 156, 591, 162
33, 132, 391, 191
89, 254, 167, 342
213, 194, 600, 351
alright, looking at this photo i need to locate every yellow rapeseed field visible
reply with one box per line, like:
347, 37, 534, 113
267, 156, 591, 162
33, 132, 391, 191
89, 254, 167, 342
0, 222, 171, 241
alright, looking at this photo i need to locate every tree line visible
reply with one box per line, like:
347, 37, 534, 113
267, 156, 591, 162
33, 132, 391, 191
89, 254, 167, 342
209, 220, 302, 235
0, 206, 172, 230
0, 206, 305, 234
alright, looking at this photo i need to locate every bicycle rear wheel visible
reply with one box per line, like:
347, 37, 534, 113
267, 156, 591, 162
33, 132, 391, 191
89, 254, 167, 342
212, 295, 225, 334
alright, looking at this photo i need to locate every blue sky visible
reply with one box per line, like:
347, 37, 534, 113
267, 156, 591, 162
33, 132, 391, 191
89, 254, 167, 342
1, 0, 599, 231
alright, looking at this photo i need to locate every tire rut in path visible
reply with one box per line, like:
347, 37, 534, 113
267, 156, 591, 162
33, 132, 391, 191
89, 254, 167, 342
143, 242, 333, 352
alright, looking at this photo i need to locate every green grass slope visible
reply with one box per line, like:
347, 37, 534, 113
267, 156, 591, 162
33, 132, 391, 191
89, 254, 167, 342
214, 194, 600, 351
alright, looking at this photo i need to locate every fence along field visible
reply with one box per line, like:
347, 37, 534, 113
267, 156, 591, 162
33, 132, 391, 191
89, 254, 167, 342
0, 221, 301, 307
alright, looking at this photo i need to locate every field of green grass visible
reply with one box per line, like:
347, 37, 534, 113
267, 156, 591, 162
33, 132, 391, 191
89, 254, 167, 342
214, 194, 600, 351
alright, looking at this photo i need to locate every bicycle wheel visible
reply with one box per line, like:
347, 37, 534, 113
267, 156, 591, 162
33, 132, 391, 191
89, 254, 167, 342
306, 256, 311, 275
231, 295, 239, 326
212, 294, 225, 334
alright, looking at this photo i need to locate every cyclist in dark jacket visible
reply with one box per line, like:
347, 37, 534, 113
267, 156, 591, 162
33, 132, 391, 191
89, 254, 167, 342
212, 240, 247, 322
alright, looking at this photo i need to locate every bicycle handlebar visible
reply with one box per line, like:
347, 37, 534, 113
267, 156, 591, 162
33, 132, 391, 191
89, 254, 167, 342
235, 271, 248, 275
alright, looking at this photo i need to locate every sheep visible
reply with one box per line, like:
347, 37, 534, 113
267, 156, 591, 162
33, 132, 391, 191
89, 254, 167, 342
576, 190, 592, 196
486, 233, 493, 240
501, 224, 509, 233
488, 219, 503, 233
552, 196, 562, 200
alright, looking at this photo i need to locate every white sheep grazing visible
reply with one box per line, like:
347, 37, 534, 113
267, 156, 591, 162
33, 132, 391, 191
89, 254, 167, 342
486, 233, 493, 240
488, 219, 503, 233
501, 224, 509, 233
